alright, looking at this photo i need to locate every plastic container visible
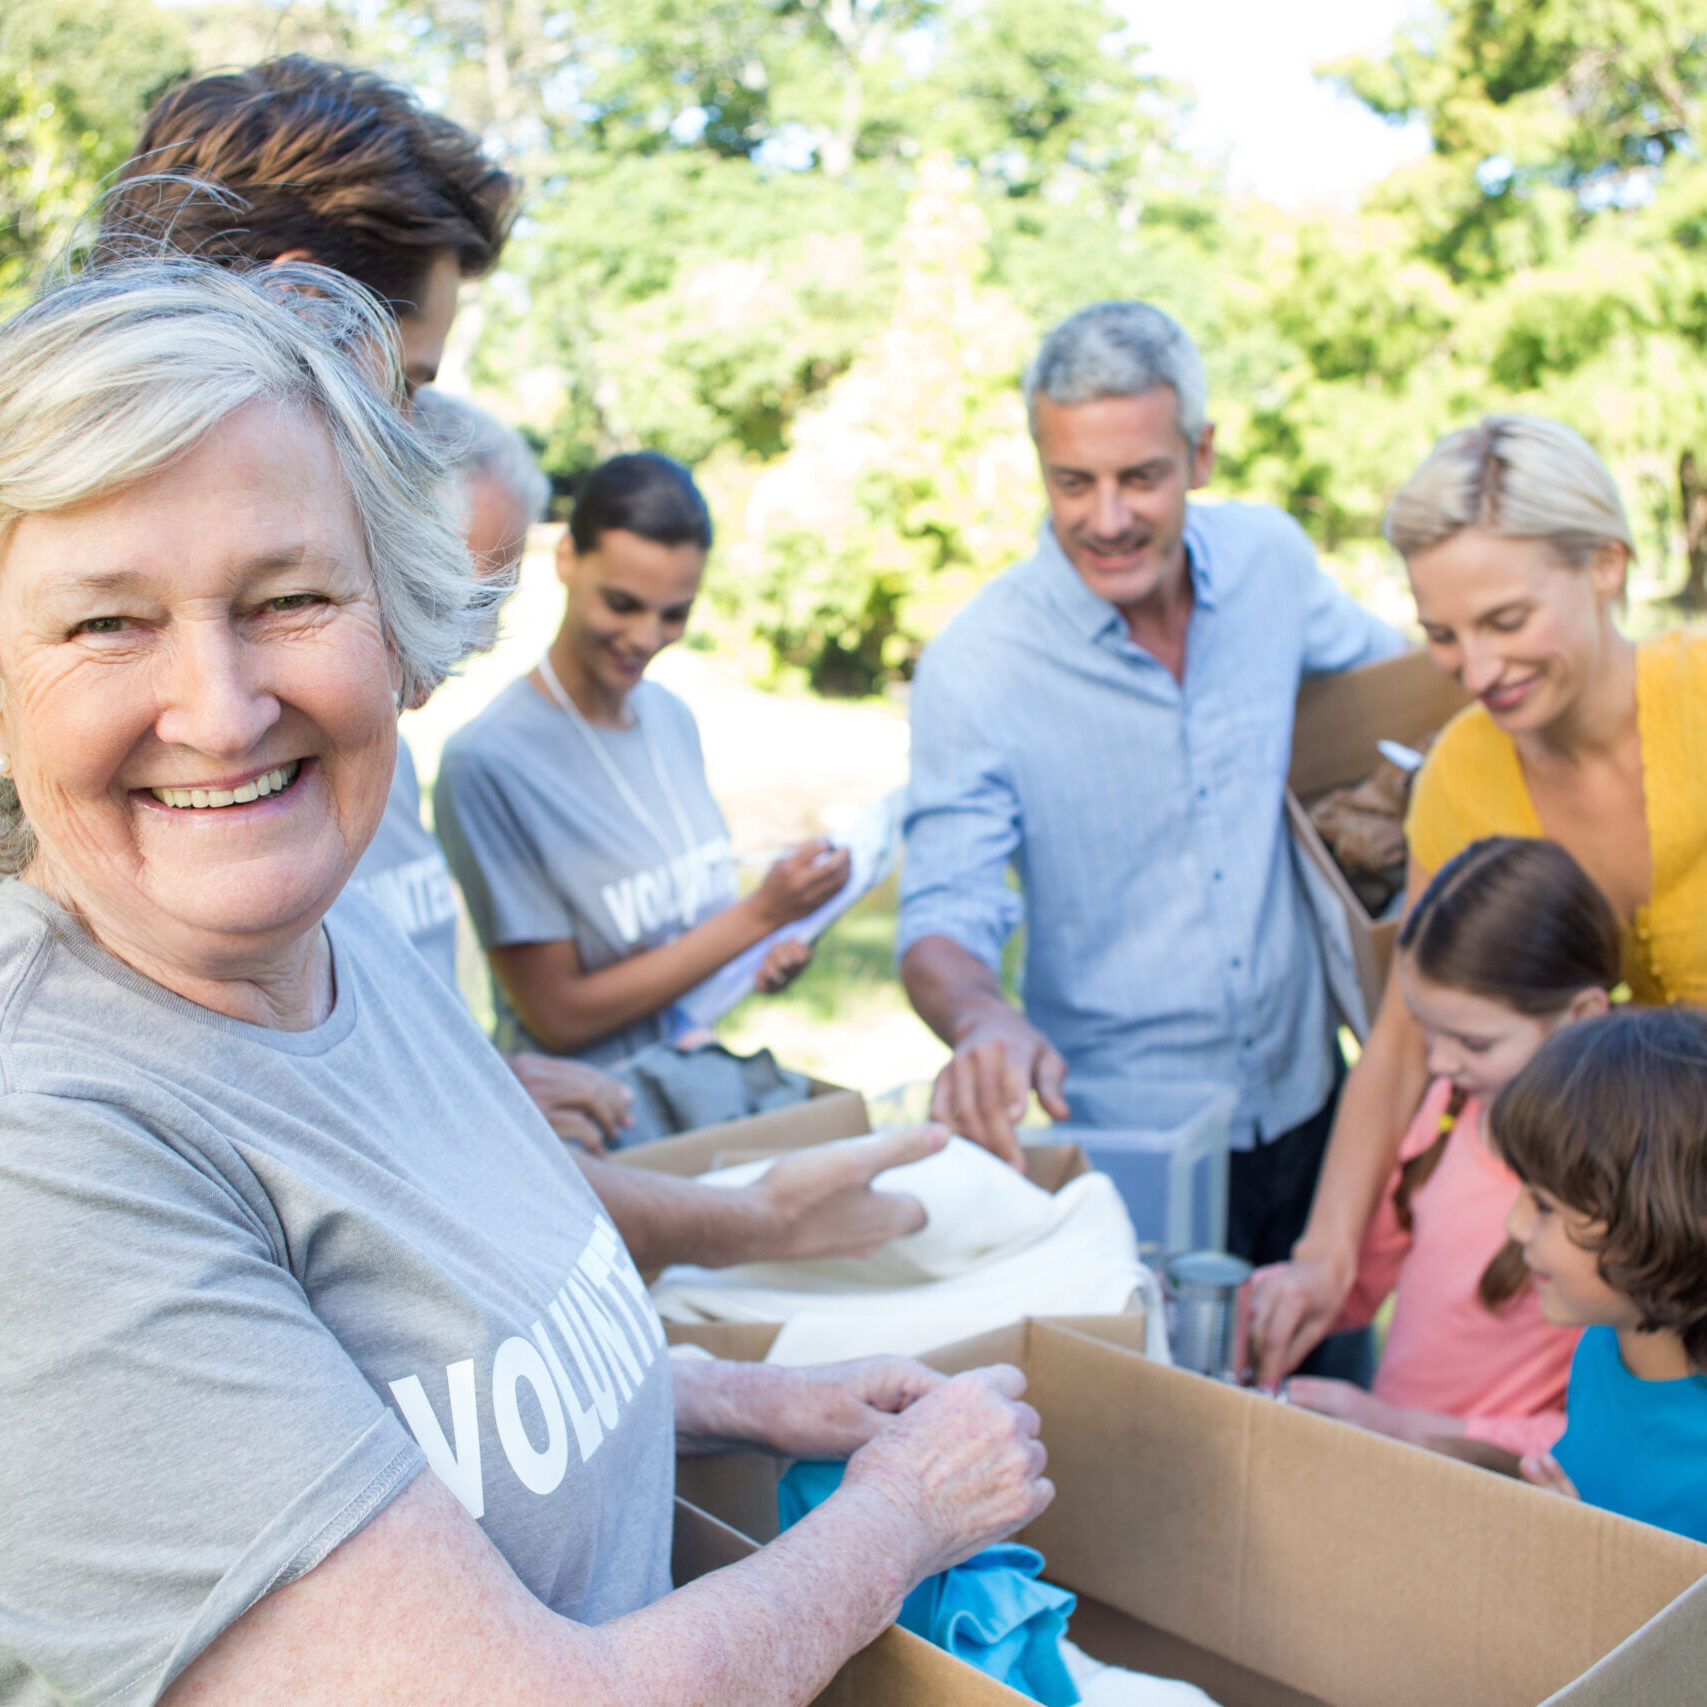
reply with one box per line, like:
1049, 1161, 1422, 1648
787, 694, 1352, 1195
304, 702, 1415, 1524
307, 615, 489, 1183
1029, 1079, 1238, 1255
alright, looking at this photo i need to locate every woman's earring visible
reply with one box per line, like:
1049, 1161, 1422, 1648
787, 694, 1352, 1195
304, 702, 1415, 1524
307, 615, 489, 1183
0, 753, 12, 776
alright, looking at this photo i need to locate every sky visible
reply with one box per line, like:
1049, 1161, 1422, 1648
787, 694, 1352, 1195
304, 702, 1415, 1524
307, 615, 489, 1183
1126, 0, 1433, 206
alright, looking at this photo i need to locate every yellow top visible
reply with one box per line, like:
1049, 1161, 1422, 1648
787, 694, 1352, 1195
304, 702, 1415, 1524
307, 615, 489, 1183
1405, 630, 1707, 1006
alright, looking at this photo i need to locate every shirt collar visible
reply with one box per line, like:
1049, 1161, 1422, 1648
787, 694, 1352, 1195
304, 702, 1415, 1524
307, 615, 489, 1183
1033, 509, 1218, 643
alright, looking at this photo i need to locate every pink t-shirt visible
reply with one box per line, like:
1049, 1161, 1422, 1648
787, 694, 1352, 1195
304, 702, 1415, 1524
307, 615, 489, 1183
1337, 1077, 1578, 1458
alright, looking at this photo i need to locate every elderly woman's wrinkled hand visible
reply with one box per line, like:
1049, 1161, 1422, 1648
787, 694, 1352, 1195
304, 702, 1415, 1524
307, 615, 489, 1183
840, 1363, 1053, 1583
756, 1356, 946, 1459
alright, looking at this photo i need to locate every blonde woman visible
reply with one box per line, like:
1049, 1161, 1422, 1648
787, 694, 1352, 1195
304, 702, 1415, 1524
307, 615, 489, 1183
1252, 414, 1707, 1385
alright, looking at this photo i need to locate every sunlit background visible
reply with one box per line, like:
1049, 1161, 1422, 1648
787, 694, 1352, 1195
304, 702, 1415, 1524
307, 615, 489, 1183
6, 0, 1703, 1096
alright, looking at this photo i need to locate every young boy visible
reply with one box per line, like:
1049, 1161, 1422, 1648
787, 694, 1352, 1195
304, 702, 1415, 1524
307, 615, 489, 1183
1491, 1006, 1707, 1542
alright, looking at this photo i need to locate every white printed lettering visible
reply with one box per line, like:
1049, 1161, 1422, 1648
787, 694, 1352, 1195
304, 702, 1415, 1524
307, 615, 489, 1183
634, 869, 665, 933
551, 1291, 621, 1427
530, 1320, 604, 1462
588, 1219, 664, 1354
389, 1360, 485, 1519
602, 878, 641, 944
492, 1336, 570, 1496
567, 1272, 643, 1394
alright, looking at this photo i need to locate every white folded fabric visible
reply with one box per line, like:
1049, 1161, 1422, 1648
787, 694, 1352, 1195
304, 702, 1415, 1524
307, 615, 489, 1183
649, 1136, 1168, 1364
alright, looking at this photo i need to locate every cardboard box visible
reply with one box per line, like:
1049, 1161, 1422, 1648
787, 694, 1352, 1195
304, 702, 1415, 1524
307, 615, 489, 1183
679, 1320, 1707, 1707
624, 1095, 1149, 1359
672, 1496, 1031, 1705
611, 1088, 873, 1175
611, 1087, 1093, 1196
1289, 650, 1471, 1036
668, 1315, 1151, 1545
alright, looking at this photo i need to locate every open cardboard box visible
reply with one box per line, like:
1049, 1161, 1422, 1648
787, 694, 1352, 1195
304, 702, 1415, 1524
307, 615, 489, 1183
1289, 650, 1471, 1037
675, 1320, 1706, 1707
611, 1087, 1093, 1197
670, 1496, 1030, 1705
622, 1092, 1147, 1360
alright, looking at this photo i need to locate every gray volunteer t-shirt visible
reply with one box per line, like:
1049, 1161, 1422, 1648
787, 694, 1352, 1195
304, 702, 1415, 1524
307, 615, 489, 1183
0, 883, 674, 1707
434, 675, 737, 1065
342, 737, 461, 990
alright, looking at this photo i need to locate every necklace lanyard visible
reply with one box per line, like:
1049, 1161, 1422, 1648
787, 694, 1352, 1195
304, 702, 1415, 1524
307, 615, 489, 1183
536, 650, 702, 869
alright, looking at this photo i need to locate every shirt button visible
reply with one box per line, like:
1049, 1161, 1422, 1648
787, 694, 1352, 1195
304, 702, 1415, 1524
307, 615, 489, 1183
1231, 957, 1242, 969
1213, 870, 1224, 882
1197, 786, 1208, 800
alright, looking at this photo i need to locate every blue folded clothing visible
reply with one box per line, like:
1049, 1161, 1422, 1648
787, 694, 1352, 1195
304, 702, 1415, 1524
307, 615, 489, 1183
778, 1459, 1081, 1707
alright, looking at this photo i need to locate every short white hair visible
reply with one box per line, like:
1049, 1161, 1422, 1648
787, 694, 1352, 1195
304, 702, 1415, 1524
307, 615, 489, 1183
1384, 414, 1636, 567
1023, 300, 1209, 444
0, 256, 498, 872
413, 387, 551, 526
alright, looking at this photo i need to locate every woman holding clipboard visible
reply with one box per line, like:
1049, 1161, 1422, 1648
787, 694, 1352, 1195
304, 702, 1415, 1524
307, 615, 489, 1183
435, 453, 849, 1133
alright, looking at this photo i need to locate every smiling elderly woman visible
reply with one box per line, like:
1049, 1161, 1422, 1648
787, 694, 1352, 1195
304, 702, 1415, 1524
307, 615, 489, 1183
0, 261, 1049, 1707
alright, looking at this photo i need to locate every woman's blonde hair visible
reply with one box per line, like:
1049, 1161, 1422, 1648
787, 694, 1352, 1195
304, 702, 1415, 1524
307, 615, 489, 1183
1383, 413, 1636, 568
0, 256, 499, 873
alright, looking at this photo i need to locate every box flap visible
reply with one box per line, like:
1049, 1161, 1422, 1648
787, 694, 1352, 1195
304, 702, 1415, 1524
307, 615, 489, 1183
613, 1089, 871, 1175
1539, 1570, 1707, 1706
1289, 650, 1471, 797
673, 1494, 761, 1579
1022, 1142, 1088, 1192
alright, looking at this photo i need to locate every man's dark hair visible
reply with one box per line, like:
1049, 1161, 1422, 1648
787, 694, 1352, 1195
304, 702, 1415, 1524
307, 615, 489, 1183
1490, 1007, 1707, 1368
101, 56, 517, 315
569, 452, 713, 555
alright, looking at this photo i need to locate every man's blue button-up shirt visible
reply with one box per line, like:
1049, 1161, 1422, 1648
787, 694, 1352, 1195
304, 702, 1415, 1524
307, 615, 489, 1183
898, 503, 1405, 1148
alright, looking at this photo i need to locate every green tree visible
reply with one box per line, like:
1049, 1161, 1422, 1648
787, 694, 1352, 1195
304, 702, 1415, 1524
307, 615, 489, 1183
0, 0, 192, 303
1219, 0, 1707, 598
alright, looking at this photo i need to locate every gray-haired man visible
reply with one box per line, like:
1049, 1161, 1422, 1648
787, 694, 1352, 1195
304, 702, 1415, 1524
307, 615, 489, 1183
900, 301, 1404, 1286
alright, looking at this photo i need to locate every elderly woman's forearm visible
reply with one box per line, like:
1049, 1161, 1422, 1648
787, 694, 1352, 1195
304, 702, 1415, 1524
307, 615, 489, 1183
591, 1490, 912, 1701
163, 1467, 912, 1706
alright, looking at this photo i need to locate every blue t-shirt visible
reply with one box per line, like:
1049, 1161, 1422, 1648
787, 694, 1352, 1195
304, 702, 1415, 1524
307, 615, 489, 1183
1554, 1324, 1707, 1542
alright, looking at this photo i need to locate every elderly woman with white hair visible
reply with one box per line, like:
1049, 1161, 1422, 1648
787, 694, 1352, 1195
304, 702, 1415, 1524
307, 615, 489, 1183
0, 259, 1050, 1705
1251, 414, 1707, 1386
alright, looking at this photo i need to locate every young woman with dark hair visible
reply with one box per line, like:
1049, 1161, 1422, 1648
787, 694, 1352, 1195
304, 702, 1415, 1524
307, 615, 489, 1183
1493, 1006, 1707, 1540
1282, 837, 1620, 1461
435, 453, 851, 1118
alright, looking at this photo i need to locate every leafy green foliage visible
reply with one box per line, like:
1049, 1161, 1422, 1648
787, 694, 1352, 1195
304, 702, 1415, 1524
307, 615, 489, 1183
0, 0, 192, 303
12, 0, 1707, 673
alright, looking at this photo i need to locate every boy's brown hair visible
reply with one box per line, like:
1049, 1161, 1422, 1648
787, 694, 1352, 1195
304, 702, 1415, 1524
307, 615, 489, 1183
1489, 1007, 1707, 1368
101, 56, 517, 315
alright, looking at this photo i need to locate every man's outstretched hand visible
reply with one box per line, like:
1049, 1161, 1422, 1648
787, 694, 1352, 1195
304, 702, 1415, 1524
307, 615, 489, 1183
928, 1011, 1068, 1169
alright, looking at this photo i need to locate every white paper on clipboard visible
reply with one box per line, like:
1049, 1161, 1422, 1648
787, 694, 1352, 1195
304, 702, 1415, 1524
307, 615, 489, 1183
672, 789, 905, 1031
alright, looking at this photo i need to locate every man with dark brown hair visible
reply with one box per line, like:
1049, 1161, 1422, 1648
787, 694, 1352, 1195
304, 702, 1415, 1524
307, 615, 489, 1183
103, 54, 518, 391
